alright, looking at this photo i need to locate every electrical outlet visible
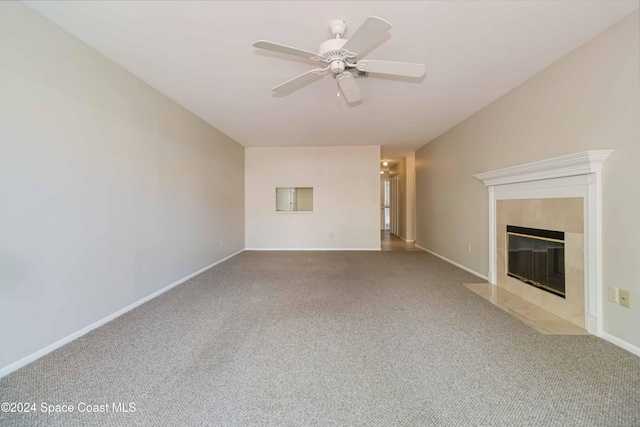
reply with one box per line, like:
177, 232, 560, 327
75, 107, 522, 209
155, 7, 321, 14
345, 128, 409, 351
608, 287, 618, 303
619, 289, 630, 308
467, 244, 471, 253
220, 239, 224, 248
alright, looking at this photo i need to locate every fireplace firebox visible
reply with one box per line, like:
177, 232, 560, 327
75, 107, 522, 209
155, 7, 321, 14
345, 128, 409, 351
507, 225, 565, 298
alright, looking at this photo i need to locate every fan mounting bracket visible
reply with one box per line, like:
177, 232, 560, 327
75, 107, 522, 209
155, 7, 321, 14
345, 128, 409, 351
329, 20, 347, 38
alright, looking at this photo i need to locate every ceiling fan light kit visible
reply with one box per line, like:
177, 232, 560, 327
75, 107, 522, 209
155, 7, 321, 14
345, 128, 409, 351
253, 16, 426, 103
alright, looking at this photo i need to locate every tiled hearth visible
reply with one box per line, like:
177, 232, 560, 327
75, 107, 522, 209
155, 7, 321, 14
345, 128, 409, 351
465, 283, 588, 335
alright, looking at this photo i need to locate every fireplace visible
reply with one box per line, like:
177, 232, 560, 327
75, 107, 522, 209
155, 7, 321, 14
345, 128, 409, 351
507, 226, 565, 298
474, 150, 613, 334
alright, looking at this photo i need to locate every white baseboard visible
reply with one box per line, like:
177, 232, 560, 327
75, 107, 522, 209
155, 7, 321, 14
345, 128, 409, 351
415, 244, 488, 281
399, 236, 415, 243
0, 249, 244, 379
586, 314, 598, 336
600, 332, 640, 357
245, 248, 381, 251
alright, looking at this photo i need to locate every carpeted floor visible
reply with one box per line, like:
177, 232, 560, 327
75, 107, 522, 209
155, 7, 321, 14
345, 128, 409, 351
1, 251, 639, 426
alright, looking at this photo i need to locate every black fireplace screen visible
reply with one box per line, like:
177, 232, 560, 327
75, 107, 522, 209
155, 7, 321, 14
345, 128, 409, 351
507, 226, 565, 298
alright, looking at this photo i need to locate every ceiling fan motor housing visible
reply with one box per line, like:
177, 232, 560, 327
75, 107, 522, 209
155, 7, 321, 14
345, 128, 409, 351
318, 38, 348, 55
318, 38, 351, 73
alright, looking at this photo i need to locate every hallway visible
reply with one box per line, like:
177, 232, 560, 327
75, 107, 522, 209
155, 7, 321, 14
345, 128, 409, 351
380, 231, 421, 251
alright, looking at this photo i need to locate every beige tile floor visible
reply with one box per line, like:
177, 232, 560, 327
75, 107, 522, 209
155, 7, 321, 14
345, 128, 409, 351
381, 231, 422, 252
464, 282, 589, 335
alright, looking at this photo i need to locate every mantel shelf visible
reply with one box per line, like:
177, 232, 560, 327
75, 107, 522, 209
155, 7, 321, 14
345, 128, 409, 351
474, 150, 613, 187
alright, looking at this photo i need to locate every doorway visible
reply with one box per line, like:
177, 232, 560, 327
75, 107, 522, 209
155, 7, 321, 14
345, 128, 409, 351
380, 179, 390, 231
381, 231, 420, 251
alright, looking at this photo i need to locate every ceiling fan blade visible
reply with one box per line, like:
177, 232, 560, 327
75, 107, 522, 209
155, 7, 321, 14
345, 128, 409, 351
272, 68, 326, 93
342, 17, 391, 56
337, 72, 362, 103
253, 40, 318, 60
355, 60, 426, 78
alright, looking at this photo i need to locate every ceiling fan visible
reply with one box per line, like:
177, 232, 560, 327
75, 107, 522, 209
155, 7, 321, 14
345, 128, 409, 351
253, 17, 426, 103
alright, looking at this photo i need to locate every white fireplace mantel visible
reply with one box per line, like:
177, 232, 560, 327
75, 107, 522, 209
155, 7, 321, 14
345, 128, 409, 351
474, 150, 613, 187
474, 150, 612, 336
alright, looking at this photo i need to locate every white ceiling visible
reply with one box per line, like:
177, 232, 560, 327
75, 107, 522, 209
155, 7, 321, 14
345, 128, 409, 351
25, 1, 639, 162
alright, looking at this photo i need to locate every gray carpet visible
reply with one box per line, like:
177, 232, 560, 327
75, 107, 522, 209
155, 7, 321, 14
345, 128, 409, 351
1, 251, 639, 426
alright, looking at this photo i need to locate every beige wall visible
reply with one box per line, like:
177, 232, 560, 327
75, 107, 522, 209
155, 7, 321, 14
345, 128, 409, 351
415, 11, 640, 348
405, 154, 416, 242
245, 146, 380, 249
391, 159, 407, 239
0, 2, 245, 371
391, 156, 416, 241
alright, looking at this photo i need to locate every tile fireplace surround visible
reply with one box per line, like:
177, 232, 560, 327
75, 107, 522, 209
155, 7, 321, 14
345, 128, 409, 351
497, 198, 584, 327
475, 150, 612, 336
